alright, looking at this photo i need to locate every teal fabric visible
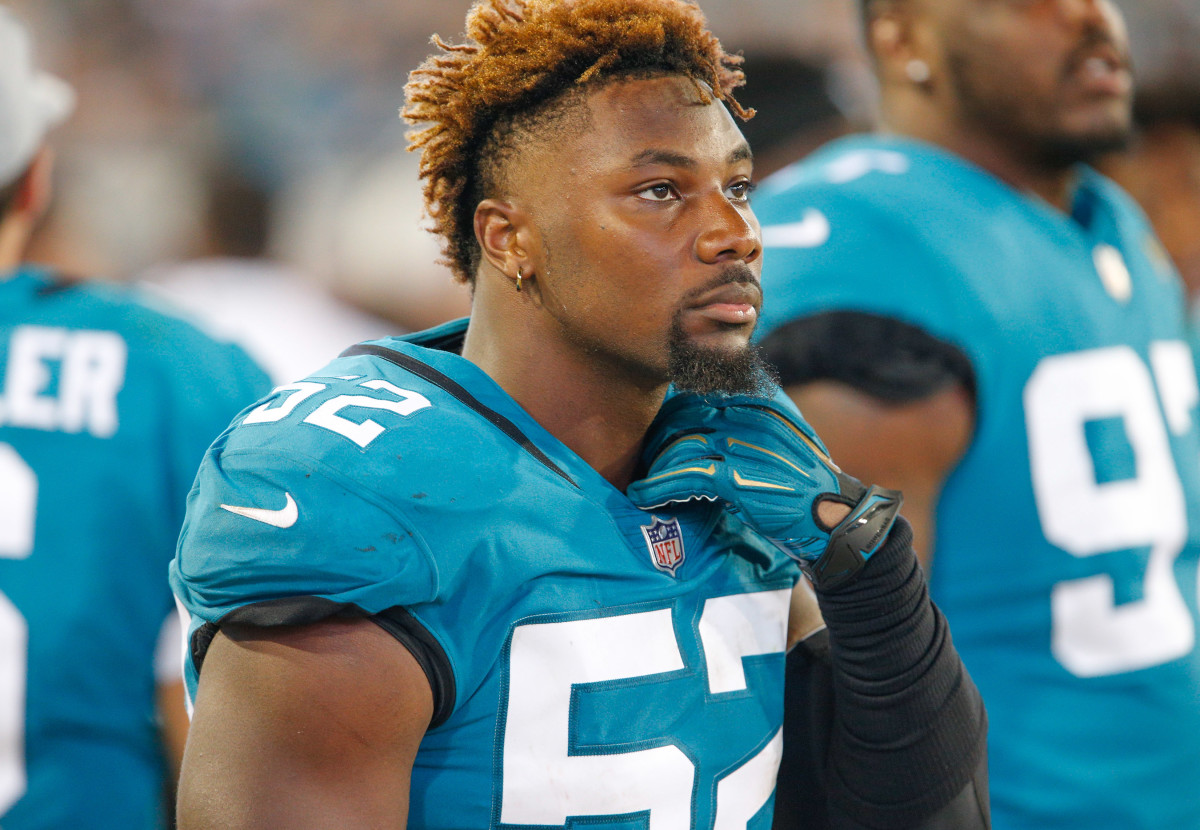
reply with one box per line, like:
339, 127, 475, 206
174, 320, 802, 829
756, 135, 1200, 830
0, 266, 270, 829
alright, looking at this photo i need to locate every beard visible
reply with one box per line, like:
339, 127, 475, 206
946, 46, 1133, 169
666, 314, 778, 397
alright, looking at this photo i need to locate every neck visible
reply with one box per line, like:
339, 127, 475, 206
462, 279, 665, 491
0, 214, 30, 274
881, 93, 1079, 211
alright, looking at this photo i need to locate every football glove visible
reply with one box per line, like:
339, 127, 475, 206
627, 390, 902, 591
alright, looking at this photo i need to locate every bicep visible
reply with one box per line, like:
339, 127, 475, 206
785, 379, 973, 567
760, 311, 976, 568
177, 616, 433, 830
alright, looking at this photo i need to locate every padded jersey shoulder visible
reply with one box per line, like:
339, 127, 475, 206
172, 337, 563, 624
755, 136, 1012, 360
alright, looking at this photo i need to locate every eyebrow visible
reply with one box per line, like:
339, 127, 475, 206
629, 144, 754, 169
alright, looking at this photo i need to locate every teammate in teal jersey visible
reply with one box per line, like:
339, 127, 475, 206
754, 0, 1200, 827
170, 1, 988, 828
0, 8, 271, 828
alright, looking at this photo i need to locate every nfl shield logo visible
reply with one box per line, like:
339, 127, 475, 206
641, 516, 686, 577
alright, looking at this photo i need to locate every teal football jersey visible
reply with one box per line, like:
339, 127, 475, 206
756, 135, 1200, 829
172, 319, 803, 829
0, 267, 270, 829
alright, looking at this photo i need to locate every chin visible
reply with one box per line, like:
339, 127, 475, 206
1036, 122, 1132, 167
666, 329, 777, 397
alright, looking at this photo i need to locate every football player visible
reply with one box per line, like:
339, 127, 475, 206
171, 1, 987, 828
754, 0, 1200, 827
0, 8, 271, 828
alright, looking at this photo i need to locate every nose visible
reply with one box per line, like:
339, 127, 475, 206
694, 195, 761, 266
1055, 0, 1115, 29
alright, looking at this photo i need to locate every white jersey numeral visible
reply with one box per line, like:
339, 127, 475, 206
0, 444, 36, 559
0, 443, 34, 814
1025, 344, 1198, 677
302, 380, 431, 448
242, 379, 431, 448
500, 590, 789, 829
242, 382, 327, 425
0, 591, 26, 816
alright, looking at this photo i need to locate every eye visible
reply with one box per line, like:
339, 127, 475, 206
636, 182, 679, 202
726, 179, 756, 202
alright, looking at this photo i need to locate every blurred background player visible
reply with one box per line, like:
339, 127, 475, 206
0, 7, 270, 828
136, 166, 395, 385
753, 0, 1200, 828
1100, 0, 1200, 313
168, 0, 987, 827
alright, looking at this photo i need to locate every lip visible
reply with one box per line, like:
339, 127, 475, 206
686, 282, 762, 325
1065, 43, 1131, 97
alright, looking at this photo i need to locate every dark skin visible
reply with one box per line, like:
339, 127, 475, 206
464, 75, 762, 488
1103, 121, 1200, 300
177, 74, 839, 828
874, 0, 1132, 209
789, 0, 1134, 566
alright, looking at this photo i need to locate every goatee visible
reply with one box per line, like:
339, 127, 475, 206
666, 316, 778, 397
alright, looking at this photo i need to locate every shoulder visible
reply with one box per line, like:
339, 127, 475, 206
755, 134, 970, 229
10, 270, 268, 386
217, 337, 520, 482
172, 339, 528, 622
755, 137, 983, 335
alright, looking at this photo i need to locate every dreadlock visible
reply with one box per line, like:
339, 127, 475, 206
403, 0, 751, 285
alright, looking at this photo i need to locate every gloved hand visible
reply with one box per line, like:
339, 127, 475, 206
627, 390, 902, 590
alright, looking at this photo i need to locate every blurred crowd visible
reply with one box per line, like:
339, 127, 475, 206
5, 0, 1199, 339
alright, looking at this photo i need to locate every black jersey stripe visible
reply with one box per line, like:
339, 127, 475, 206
201, 599, 457, 728
341, 342, 577, 487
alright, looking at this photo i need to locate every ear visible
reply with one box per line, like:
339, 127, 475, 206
474, 198, 537, 290
868, 1, 936, 90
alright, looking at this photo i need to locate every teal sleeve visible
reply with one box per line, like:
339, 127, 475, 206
758, 197, 984, 349
171, 446, 438, 624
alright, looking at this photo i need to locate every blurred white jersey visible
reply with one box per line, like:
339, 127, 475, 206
140, 258, 397, 384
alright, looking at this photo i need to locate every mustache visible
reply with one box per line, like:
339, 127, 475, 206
682, 263, 760, 303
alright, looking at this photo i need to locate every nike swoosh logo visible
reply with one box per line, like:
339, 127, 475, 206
761, 209, 831, 249
220, 492, 298, 528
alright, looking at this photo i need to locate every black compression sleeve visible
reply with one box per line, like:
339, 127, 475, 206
800, 518, 988, 829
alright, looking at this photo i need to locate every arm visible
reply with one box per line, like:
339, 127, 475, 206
627, 390, 988, 828
177, 617, 432, 829
785, 379, 973, 568
760, 311, 977, 569
775, 520, 989, 830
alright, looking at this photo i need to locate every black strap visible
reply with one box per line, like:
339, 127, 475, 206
342, 343, 576, 487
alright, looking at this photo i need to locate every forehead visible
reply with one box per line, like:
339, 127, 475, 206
930, 0, 1125, 28
564, 74, 748, 171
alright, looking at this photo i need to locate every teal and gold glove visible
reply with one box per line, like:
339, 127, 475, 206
627, 390, 902, 590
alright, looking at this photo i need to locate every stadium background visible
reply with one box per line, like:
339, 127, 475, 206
4, 0, 1197, 340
